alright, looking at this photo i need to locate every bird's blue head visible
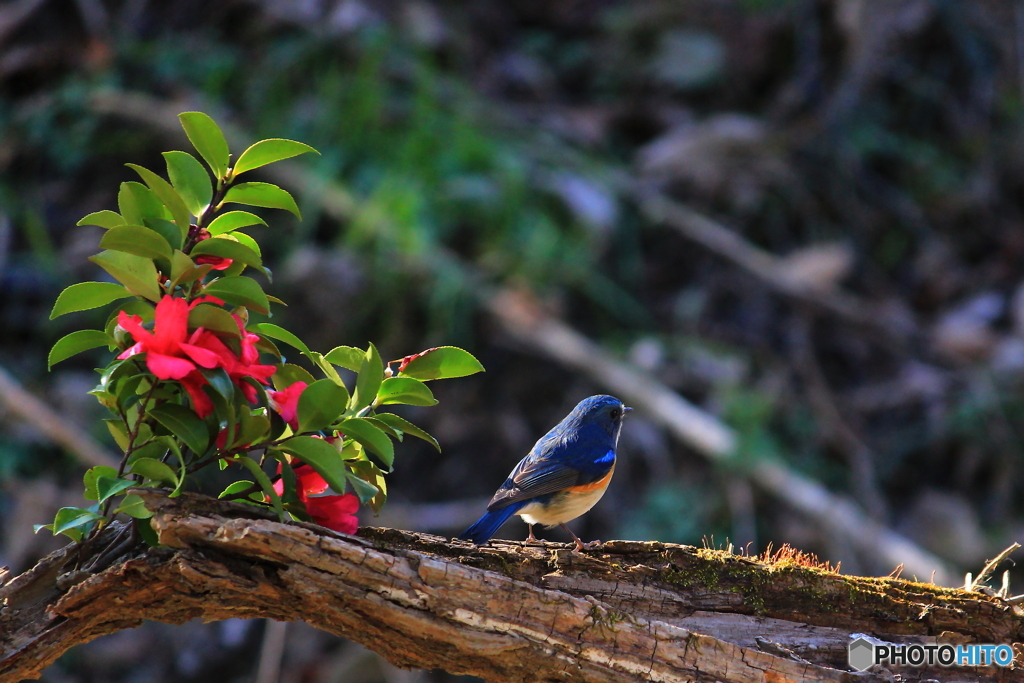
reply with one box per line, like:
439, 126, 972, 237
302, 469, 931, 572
565, 394, 631, 440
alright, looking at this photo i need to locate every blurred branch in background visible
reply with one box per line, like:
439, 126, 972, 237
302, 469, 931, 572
0, 365, 118, 469
635, 188, 917, 350
255, 620, 287, 683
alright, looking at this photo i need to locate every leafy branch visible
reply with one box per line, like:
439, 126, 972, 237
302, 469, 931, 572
39, 112, 483, 544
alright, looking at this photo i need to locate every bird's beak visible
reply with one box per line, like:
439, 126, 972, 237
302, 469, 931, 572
623, 407, 633, 413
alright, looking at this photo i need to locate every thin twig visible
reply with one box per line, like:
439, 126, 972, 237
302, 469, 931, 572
790, 312, 889, 520
967, 543, 1021, 592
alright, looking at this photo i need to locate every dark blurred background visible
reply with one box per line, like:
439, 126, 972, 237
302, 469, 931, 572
4, 0, 1024, 680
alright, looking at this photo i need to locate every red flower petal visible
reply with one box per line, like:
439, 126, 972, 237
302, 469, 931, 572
189, 295, 226, 308
305, 493, 359, 534
146, 352, 196, 380
295, 464, 330, 496
268, 381, 307, 431
150, 296, 189, 355
180, 371, 214, 417
117, 311, 153, 345
179, 342, 221, 369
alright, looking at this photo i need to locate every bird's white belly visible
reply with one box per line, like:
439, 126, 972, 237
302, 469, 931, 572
517, 485, 609, 527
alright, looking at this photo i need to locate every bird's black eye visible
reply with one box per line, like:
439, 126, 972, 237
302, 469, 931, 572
610, 407, 621, 420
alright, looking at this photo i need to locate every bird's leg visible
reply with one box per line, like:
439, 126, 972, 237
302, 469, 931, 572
525, 524, 537, 543
560, 524, 585, 552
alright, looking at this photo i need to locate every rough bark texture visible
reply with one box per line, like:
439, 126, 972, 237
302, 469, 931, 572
0, 492, 1021, 683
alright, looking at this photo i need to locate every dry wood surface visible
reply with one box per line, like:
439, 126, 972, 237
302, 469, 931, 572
1, 491, 1021, 683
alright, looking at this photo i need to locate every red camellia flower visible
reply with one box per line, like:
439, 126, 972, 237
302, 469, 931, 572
117, 295, 220, 380
268, 381, 307, 430
194, 255, 234, 270
198, 329, 277, 402
273, 462, 359, 534
396, 347, 439, 374
118, 295, 276, 418
192, 228, 234, 270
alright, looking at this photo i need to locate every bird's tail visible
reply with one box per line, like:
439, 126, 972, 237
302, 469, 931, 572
459, 502, 526, 545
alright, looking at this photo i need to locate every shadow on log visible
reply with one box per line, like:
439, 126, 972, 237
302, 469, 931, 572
1, 491, 1020, 682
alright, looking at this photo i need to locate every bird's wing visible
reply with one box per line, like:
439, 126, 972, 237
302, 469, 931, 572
486, 450, 613, 511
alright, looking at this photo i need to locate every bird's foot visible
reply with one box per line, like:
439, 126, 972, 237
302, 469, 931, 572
582, 539, 603, 550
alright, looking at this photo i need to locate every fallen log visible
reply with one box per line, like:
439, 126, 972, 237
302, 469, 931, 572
0, 491, 1019, 682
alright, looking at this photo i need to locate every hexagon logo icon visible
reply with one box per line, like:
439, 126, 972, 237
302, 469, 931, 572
848, 637, 875, 672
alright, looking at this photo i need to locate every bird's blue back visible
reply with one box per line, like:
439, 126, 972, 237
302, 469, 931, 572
460, 395, 627, 544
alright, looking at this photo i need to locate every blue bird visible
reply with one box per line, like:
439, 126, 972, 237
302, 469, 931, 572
460, 395, 631, 551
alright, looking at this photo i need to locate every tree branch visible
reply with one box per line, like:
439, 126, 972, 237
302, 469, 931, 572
1, 492, 1018, 682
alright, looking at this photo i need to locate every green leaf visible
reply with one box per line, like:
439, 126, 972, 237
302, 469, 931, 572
324, 345, 364, 372
233, 455, 284, 520
48, 329, 114, 368
99, 224, 173, 261
170, 250, 211, 288
126, 163, 191, 233
163, 150, 212, 217
191, 237, 262, 270
149, 403, 211, 456
360, 417, 401, 440
188, 303, 240, 337
347, 459, 386, 511
236, 412, 270, 448
373, 413, 441, 452
120, 181, 170, 224
115, 494, 154, 519
219, 480, 257, 499
350, 343, 383, 413
52, 507, 104, 535
345, 470, 380, 504
105, 418, 130, 451
95, 476, 135, 503
136, 517, 160, 545
89, 250, 162, 302
308, 351, 347, 388
298, 379, 350, 433
277, 436, 348, 495
203, 276, 270, 314
207, 210, 267, 236
272, 363, 316, 390
250, 323, 310, 356
179, 112, 230, 179
78, 210, 125, 229
375, 377, 437, 407
221, 182, 301, 219
230, 231, 262, 259
126, 440, 167, 466
200, 367, 236, 401
130, 457, 179, 486
233, 139, 319, 176
84, 465, 119, 501
50, 282, 132, 319
338, 417, 394, 470
144, 218, 184, 252
398, 346, 485, 381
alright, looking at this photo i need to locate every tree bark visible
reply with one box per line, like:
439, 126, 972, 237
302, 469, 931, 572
0, 492, 1020, 683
